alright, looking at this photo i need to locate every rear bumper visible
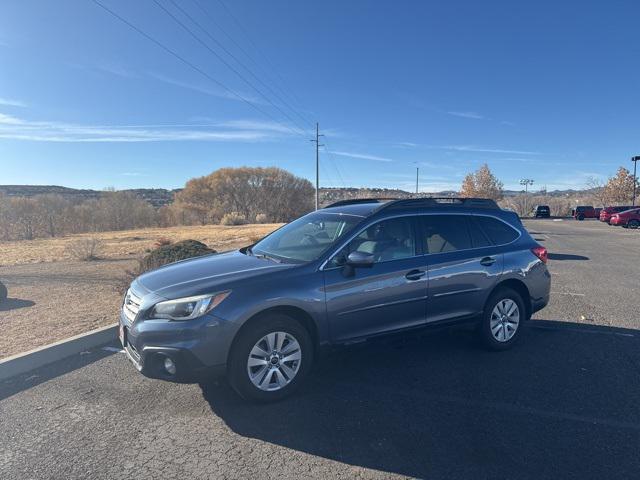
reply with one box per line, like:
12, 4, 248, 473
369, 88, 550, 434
531, 293, 550, 315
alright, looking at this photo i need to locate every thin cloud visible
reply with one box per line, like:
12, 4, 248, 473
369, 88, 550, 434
96, 63, 139, 79
147, 72, 263, 104
0, 97, 27, 108
446, 111, 485, 120
332, 151, 393, 162
395, 141, 419, 148
441, 145, 541, 155
0, 112, 294, 143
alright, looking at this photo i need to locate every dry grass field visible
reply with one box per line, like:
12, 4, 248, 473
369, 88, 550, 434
0, 224, 280, 358
0, 223, 282, 266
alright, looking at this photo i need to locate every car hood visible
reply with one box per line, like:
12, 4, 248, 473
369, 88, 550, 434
136, 250, 294, 298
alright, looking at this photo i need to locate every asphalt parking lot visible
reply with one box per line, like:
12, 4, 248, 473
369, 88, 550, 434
1, 219, 639, 480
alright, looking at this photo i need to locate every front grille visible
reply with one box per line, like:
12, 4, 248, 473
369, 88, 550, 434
123, 289, 142, 323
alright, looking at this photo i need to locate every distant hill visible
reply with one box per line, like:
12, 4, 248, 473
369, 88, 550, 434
0, 185, 180, 208
0, 184, 595, 209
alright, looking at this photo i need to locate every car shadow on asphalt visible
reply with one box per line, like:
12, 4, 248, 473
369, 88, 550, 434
0, 297, 36, 312
547, 253, 589, 261
200, 320, 640, 479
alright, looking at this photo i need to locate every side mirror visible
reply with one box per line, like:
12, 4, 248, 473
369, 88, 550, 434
346, 251, 375, 268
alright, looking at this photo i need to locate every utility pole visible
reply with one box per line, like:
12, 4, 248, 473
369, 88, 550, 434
416, 166, 419, 194
632, 156, 640, 206
519, 178, 534, 216
310, 122, 324, 210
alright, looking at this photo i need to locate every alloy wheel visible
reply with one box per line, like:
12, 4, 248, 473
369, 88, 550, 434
490, 299, 520, 342
247, 331, 302, 391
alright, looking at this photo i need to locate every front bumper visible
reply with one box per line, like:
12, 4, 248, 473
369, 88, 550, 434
119, 309, 231, 382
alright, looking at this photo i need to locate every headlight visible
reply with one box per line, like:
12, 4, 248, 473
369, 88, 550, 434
150, 291, 230, 321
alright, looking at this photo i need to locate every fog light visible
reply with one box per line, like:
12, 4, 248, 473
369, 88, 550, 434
163, 357, 176, 375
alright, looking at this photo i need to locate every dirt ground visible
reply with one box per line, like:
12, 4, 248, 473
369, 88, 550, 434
0, 223, 281, 266
0, 224, 280, 358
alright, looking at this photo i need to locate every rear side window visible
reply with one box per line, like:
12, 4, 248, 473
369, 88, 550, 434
421, 215, 472, 253
474, 216, 519, 245
467, 218, 493, 248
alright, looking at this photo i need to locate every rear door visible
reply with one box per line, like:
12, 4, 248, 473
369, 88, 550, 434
323, 216, 428, 342
421, 214, 503, 323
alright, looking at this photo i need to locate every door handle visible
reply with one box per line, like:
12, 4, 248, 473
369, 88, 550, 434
480, 256, 496, 266
405, 269, 426, 281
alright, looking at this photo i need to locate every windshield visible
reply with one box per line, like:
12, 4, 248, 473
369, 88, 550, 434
251, 211, 364, 263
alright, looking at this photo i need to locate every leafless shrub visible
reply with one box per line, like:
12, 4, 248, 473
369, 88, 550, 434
254, 213, 269, 223
65, 237, 104, 261
220, 212, 247, 226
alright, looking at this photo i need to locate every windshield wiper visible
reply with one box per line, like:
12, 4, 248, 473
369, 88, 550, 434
251, 250, 281, 263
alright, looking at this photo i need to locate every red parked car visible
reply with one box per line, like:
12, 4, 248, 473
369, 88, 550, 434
572, 205, 598, 220
600, 205, 635, 224
610, 208, 640, 228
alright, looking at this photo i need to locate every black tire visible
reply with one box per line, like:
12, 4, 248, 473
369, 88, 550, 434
227, 313, 313, 402
577, 214, 585, 221
478, 287, 527, 351
0, 282, 6, 302
628, 219, 639, 229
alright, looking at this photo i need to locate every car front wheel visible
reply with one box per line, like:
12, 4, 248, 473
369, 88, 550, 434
478, 288, 526, 350
227, 313, 313, 402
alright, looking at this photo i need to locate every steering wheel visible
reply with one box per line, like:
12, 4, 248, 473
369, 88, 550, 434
301, 233, 320, 245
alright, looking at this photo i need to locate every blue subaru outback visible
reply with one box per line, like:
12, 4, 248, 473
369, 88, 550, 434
120, 198, 550, 401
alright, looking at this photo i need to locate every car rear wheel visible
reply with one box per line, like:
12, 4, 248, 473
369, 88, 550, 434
577, 214, 585, 221
628, 219, 639, 229
227, 313, 313, 402
478, 288, 526, 351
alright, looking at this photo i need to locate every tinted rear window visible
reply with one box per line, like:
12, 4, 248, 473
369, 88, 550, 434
474, 216, 519, 245
420, 215, 472, 253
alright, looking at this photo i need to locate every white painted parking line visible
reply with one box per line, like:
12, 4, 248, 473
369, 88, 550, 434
551, 291, 585, 297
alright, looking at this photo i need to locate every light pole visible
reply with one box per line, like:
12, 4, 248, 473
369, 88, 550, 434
520, 178, 534, 216
632, 156, 640, 206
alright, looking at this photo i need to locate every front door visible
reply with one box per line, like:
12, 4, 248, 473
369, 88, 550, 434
323, 216, 428, 342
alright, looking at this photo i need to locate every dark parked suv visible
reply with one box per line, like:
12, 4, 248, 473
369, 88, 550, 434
533, 205, 551, 218
120, 198, 551, 401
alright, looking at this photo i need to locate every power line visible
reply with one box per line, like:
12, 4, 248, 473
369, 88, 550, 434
215, 0, 311, 123
90, 0, 304, 140
190, 0, 315, 130
322, 143, 347, 188
152, 0, 309, 138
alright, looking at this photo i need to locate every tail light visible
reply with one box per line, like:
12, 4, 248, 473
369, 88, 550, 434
531, 246, 548, 264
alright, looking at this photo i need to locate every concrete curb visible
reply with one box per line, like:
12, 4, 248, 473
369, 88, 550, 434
0, 323, 118, 381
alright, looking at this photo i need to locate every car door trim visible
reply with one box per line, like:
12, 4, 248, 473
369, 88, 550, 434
337, 294, 429, 316
432, 287, 483, 298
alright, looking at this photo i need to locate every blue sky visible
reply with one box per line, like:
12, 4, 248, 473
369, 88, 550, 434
1, 0, 639, 192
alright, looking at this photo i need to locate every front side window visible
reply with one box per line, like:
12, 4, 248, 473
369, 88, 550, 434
330, 217, 416, 267
421, 215, 472, 253
252, 211, 363, 263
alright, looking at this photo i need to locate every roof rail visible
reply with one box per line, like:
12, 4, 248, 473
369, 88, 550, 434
323, 196, 500, 211
377, 197, 499, 212
323, 198, 396, 208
